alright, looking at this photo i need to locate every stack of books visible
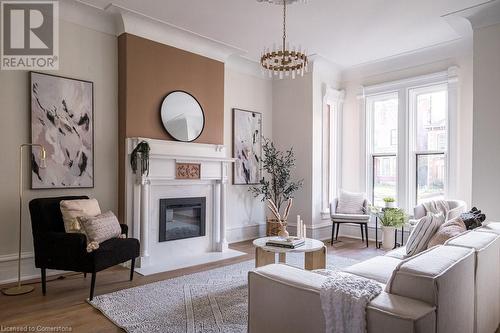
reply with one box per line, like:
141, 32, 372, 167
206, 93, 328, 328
266, 237, 305, 249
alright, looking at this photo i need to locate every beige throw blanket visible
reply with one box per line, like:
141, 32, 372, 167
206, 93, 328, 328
423, 200, 450, 219
319, 271, 382, 333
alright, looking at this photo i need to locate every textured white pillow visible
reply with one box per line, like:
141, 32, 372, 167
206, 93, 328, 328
78, 211, 123, 252
336, 190, 366, 214
60, 198, 101, 234
406, 213, 445, 256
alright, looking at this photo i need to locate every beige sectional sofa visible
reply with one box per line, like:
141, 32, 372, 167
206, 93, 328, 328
248, 223, 500, 333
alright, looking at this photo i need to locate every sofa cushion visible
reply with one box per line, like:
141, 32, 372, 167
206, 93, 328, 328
343, 256, 402, 284
385, 246, 410, 260
445, 230, 498, 249
406, 214, 444, 256
476, 222, 500, 235
336, 190, 366, 214
330, 213, 370, 221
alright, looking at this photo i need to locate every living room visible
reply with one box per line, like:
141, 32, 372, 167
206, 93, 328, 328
0, 0, 499, 332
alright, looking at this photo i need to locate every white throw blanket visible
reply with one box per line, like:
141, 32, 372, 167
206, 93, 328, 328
423, 200, 450, 219
319, 271, 382, 333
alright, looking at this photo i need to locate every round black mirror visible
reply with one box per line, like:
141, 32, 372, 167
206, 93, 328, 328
160, 91, 205, 142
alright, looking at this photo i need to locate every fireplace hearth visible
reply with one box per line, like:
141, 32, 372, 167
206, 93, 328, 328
159, 197, 206, 242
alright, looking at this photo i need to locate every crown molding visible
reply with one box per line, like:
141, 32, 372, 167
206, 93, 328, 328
61, 0, 117, 35
104, 3, 246, 63
443, 0, 500, 30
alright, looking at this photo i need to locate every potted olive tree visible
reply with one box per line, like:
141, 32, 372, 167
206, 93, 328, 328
371, 207, 407, 249
250, 138, 303, 237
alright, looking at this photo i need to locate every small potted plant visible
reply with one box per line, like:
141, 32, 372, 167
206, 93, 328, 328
371, 207, 407, 250
250, 138, 303, 237
383, 197, 396, 209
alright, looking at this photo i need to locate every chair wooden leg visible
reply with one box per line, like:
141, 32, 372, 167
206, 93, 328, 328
89, 272, 96, 301
360, 224, 364, 241
41, 268, 46, 296
365, 224, 369, 248
335, 223, 340, 240
130, 258, 135, 281
331, 223, 336, 245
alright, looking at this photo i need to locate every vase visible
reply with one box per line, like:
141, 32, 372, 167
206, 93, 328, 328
385, 201, 395, 209
381, 226, 395, 250
277, 222, 289, 238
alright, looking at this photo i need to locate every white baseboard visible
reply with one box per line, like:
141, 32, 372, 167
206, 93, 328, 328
0, 254, 67, 286
227, 223, 266, 243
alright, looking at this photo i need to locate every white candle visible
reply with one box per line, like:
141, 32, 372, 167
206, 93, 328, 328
302, 222, 307, 239
299, 220, 303, 238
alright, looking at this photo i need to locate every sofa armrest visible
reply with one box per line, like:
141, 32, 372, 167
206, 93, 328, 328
120, 224, 128, 237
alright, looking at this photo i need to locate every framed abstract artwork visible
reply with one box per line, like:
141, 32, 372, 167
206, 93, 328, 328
30, 72, 94, 188
232, 108, 262, 185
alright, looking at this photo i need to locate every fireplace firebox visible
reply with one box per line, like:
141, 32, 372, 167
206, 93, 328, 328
159, 197, 206, 242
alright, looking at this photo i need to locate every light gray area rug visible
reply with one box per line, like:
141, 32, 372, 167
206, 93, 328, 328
89, 254, 359, 333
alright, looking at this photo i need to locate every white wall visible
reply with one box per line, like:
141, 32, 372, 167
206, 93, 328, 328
472, 22, 500, 220
224, 64, 273, 242
340, 37, 474, 206
272, 73, 314, 232
0, 19, 118, 284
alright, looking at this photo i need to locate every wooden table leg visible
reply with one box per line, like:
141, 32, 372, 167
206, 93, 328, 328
305, 245, 327, 270
255, 247, 276, 268
278, 252, 286, 264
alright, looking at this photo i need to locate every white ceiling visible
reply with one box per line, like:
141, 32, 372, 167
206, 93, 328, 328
80, 0, 485, 68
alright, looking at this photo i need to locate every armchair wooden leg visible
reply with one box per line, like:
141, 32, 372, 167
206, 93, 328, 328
365, 224, 369, 248
335, 223, 340, 240
360, 224, 364, 241
331, 223, 336, 245
130, 258, 135, 281
89, 272, 96, 301
41, 268, 46, 296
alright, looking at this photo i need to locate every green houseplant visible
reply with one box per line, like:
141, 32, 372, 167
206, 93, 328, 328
250, 138, 303, 237
371, 207, 408, 249
383, 197, 396, 208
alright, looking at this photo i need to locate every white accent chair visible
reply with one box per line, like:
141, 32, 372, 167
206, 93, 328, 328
330, 198, 370, 247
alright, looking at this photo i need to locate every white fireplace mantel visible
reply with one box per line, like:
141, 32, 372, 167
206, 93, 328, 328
124, 137, 242, 274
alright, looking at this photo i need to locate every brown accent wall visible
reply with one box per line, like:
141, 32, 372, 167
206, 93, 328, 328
118, 33, 225, 220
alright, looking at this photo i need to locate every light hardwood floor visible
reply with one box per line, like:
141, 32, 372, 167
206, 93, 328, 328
0, 237, 383, 332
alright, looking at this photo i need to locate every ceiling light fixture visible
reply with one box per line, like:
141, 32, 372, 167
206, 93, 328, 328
258, 0, 308, 79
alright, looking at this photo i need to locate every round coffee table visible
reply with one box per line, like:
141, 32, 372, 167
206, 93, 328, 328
252, 237, 327, 270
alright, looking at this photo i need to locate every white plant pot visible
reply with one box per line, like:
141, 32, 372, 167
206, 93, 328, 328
381, 226, 396, 250
385, 201, 396, 208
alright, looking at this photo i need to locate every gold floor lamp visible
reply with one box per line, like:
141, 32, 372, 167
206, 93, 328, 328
1, 144, 46, 296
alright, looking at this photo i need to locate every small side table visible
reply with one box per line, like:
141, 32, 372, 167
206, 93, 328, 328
252, 237, 327, 270
374, 216, 405, 249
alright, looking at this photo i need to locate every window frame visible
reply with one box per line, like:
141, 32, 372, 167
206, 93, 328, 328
361, 67, 458, 213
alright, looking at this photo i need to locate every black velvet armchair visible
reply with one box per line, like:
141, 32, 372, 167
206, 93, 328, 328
29, 196, 140, 300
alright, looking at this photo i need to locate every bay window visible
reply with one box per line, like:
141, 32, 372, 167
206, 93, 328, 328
364, 68, 457, 212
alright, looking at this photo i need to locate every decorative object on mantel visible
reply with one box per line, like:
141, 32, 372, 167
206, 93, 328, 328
257, 0, 308, 79
233, 108, 262, 185
130, 141, 150, 176
31, 72, 94, 188
383, 197, 396, 209
160, 90, 205, 142
2, 144, 46, 296
250, 138, 303, 236
175, 163, 201, 179
370, 206, 407, 250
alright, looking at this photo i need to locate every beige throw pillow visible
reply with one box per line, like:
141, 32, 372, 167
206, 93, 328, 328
60, 198, 101, 234
78, 211, 123, 252
427, 217, 466, 248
